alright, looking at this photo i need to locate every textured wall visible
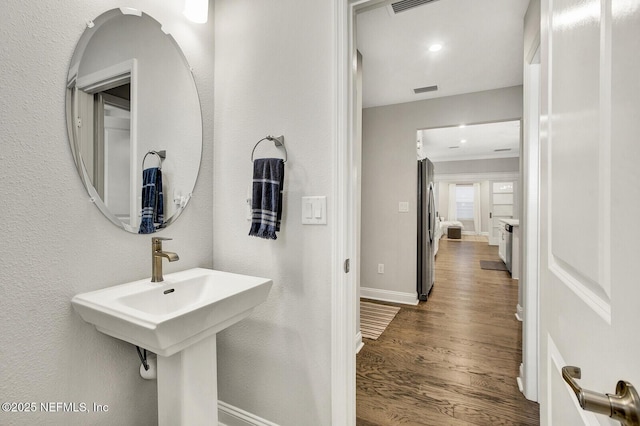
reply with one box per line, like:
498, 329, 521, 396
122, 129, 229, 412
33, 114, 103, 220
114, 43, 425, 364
0, 1, 214, 425
213, 1, 334, 424
361, 87, 523, 297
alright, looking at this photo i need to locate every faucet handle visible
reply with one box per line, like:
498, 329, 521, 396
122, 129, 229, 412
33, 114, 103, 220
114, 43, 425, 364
152, 237, 172, 250
152, 237, 172, 243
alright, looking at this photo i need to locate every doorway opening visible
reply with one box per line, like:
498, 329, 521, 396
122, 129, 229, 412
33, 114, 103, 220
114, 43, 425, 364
333, 0, 540, 424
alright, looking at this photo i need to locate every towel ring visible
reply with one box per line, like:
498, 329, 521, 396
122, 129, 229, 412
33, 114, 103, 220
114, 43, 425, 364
251, 135, 287, 163
142, 150, 166, 170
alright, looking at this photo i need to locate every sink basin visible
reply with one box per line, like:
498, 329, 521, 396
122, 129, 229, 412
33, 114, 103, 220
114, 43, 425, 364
72, 268, 272, 357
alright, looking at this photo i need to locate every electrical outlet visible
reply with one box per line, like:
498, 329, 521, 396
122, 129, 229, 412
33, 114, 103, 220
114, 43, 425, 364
377, 264, 384, 274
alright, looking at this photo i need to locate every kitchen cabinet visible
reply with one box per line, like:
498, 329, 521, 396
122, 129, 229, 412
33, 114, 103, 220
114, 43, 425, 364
498, 225, 506, 262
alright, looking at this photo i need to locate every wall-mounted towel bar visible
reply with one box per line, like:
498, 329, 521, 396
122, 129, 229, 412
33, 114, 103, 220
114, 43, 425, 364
251, 135, 287, 163
143, 150, 166, 170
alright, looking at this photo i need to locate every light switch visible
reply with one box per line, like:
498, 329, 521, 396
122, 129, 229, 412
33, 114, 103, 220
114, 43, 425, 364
302, 196, 327, 225
399, 202, 409, 213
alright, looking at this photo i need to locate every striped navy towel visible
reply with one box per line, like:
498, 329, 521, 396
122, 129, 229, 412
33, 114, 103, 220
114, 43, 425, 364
138, 167, 164, 234
249, 158, 284, 239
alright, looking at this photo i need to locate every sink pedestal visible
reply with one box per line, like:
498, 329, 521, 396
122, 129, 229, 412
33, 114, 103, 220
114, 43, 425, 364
157, 334, 218, 425
71, 268, 272, 426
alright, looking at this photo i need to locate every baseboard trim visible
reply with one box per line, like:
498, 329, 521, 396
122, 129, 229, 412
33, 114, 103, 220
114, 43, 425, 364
355, 331, 364, 354
218, 401, 279, 426
360, 287, 418, 305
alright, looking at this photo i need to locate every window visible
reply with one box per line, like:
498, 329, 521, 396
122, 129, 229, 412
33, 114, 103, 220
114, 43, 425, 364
456, 185, 474, 220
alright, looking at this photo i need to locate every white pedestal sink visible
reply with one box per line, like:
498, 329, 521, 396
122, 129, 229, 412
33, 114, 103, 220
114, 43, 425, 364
71, 268, 272, 426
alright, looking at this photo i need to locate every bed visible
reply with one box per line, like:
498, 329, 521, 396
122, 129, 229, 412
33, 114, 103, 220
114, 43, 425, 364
434, 220, 464, 256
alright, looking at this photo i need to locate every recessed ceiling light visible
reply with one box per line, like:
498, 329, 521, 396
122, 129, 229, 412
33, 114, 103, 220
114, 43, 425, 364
429, 44, 443, 52
460, 139, 467, 144
459, 124, 466, 128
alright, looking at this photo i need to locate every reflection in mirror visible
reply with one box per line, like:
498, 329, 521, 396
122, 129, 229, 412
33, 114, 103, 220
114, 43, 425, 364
66, 8, 202, 233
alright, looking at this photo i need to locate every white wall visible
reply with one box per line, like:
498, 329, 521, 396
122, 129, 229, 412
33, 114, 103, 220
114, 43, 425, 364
213, 1, 333, 425
0, 2, 214, 425
361, 86, 522, 297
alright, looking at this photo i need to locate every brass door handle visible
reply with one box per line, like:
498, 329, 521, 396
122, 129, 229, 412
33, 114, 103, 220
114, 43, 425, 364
562, 366, 640, 425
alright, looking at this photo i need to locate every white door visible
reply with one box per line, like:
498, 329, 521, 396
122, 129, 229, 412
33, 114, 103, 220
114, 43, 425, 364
539, 1, 640, 425
103, 104, 131, 224
489, 181, 515, 245
103, 113, 131, 222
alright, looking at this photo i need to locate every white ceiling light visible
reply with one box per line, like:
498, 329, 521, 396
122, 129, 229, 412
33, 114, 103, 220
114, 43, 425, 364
459, 124, 466, 128
184, 0, 208, 23
428, 43, 442, 52
460, 139, 467, 144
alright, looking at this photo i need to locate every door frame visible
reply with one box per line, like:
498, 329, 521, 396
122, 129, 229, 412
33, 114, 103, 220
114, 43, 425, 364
332, 1, 541, 423
334, 1, 386, 423
520, 39, 541, 402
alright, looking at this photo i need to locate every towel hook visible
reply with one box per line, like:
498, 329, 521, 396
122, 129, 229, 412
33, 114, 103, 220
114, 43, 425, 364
251, 135, 287, 163
142, 150, 166, 170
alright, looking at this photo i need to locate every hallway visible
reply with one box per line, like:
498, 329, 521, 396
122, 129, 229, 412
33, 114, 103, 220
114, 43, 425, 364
356, 239, 540, 425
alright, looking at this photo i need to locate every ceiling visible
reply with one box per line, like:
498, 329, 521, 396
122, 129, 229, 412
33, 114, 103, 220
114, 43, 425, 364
356, 0, 531, 109
419, 120, 521, 162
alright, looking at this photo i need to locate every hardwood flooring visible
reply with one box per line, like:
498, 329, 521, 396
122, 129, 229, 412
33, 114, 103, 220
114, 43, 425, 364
356, 239, 540, 425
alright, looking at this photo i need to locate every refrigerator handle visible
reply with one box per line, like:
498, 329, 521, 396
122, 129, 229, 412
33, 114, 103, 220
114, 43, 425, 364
428, 184, 435, 243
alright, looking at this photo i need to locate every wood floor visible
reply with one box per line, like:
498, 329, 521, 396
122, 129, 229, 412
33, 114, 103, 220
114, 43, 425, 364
356, 239, 540, 425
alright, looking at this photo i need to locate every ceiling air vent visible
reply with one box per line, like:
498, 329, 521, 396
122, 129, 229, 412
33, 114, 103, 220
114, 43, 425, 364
494, 148, 512, 152
414, 85, 438, 94
390, 0, 440, 14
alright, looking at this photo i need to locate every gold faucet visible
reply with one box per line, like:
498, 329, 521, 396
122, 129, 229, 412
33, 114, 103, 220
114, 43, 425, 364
151, 237, 179, 282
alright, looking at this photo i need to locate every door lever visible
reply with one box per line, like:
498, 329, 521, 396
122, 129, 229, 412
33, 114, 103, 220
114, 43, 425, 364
562, 366, 640, 425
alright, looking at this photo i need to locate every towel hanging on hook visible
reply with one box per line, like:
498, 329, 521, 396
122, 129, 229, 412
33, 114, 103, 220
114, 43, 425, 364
142, 150, 166, 170
251, 135, 287, 163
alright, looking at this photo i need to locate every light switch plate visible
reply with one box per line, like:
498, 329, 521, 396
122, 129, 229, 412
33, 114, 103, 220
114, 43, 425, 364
399, 202, 409, 213
302, 196, 327, 225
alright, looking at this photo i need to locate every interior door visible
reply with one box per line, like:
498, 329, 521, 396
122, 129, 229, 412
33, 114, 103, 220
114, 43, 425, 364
103, 106, 131, 223
539, 1, 640, 425
489, 181, 514, 245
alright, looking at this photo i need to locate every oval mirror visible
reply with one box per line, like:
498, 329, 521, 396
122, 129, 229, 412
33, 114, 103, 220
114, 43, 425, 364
66, 8, 202, 233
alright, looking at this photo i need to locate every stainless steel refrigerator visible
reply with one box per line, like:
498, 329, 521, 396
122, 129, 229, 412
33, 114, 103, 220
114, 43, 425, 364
417, 158, 436, 301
